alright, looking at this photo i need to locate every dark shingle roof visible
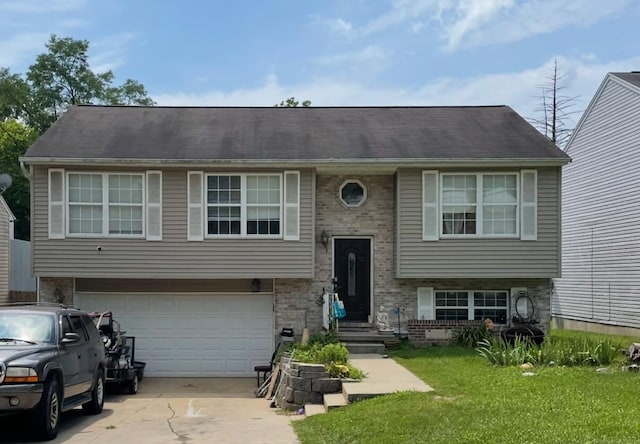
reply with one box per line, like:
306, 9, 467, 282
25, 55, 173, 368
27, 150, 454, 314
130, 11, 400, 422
23, 105, 569, 163
611, 72, 640, 90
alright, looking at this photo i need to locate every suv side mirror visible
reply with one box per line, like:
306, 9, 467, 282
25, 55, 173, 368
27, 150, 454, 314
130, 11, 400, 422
62, 332, 81, 344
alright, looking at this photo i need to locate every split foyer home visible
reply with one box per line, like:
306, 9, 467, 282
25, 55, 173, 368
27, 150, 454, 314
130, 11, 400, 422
553, 72, 640, 335
21, 105, 570, 377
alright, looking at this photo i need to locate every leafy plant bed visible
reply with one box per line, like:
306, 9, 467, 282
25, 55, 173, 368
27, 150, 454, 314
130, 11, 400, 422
286, 341, 364, 379
293, 331, 640, 444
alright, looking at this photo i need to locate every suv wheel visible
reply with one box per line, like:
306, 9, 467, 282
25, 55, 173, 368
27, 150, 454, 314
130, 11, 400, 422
31, 378, 61, 441
82, 370, 105, 414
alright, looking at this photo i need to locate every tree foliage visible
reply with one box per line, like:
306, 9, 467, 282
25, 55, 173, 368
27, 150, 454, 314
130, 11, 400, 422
0, 34, 155, 238
0, 120, 36, 240
1, 35, 155, 133
275, 97, 311, 107
529, 59, 580, 149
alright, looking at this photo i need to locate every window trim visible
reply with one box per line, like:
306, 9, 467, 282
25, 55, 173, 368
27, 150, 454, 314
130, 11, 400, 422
439, 172, 520, 239
339, 179, 367, 208
65, 171, 146, 239
204, 172, 284, 239
434, 289, 510, 324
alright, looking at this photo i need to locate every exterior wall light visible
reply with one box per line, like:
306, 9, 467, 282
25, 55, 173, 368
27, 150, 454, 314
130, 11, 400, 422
320, 231, 330, 252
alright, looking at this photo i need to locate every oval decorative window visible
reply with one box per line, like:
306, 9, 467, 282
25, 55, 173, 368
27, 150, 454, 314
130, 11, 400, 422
339, 180, 367, 207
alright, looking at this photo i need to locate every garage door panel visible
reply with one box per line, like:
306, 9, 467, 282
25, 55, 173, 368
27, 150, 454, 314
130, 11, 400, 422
76, 292, 274, 377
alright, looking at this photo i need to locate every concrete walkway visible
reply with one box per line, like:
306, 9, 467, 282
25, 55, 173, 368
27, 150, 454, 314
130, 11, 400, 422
306, 354, 434, 415
344, 354, 433, 400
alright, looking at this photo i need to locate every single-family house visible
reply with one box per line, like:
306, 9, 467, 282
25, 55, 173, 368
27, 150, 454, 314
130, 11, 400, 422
0, 196, 16, 303
21, 105, 569, 377
553, 72, 640, 335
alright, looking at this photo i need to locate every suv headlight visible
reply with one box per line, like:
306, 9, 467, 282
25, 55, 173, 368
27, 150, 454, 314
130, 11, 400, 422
4, 367, 39, 383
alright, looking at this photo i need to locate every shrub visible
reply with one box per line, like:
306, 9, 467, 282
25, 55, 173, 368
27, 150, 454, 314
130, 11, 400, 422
475, 335, 625, 367
455, 324, 494, 348
292, 342, 364, 380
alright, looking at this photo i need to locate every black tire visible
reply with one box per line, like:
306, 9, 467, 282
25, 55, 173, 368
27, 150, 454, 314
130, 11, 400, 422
127, 372, 139, 394
82, 370, 105, 414
31, 378, 61, 441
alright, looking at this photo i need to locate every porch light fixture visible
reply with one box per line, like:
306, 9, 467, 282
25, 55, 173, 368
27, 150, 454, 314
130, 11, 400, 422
320, 231, 330, 252
251, 279, 261, 292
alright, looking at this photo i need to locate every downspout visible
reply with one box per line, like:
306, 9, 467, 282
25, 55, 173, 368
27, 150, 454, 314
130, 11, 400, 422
20, 160, 30, 180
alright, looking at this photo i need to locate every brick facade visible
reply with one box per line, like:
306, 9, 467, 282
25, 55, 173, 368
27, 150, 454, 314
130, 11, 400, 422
273, 173, 552, 342
39, 277, 74, 304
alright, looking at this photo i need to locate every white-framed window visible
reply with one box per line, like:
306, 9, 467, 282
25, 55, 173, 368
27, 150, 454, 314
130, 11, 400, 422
423, 170, 536, 241
67, 172, 144, 237
434, 290, 509, 324
441, 173, 518, 237
205, 173, 282, 237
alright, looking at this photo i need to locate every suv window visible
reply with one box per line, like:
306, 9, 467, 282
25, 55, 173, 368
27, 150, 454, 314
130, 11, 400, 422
61, 316, 73, 337
68, 315, 89, 342
81, 314, 101, 341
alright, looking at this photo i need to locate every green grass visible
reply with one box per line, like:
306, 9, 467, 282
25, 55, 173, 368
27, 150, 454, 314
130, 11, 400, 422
293, 331, 640, 444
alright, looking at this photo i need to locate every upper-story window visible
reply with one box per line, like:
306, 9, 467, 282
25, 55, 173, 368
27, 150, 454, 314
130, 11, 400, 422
422, 170, 537, 241
441, 173, 518, 237
206, 174, 281, 237
67, 173, 144, 237
48, 169, 162, 241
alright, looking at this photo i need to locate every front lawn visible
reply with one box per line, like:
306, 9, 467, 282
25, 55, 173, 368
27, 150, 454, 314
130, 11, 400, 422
293, 331, 640, 444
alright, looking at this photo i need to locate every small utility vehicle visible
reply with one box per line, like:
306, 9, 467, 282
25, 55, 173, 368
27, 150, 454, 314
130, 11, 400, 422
90, 311, 145, 395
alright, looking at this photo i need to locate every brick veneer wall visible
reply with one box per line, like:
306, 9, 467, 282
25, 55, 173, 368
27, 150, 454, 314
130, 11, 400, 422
408, 320, 485, 346
39, 277, 74, 304
274, 173, 554, 340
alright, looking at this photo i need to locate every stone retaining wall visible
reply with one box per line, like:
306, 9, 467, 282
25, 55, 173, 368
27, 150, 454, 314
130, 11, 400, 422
276, 361, 342, 411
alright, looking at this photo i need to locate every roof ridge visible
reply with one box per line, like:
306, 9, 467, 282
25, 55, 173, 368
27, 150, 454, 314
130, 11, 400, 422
74, 104, 509, 110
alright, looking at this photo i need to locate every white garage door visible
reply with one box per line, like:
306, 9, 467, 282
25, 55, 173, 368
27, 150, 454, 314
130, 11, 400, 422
75, 293, 274, 377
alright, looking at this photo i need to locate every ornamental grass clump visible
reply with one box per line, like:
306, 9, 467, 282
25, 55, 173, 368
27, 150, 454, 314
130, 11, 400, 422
475, 335, 624, 367
455, 324, 494, 348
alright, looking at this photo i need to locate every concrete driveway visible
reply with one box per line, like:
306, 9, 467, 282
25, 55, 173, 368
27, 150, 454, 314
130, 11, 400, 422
1, 378, 300, 443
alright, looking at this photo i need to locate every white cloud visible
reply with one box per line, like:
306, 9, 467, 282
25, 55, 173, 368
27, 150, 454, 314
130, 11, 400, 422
90, 32, 138, 74
152, 54, 640, 127
314, 45, 389, 67
0, 0, 85, 14
329, 18, 353, 35
442, 0, 629, 51
0, 32, 49, 68
356, 0, 629, 51
310, 16, 354, 36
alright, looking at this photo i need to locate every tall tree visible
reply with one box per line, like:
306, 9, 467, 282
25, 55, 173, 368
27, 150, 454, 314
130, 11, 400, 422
0, 120, 36, 240
0, 34, 155, 238
24, 35, 155, 132
275, 97, 311, 107
529, 59, 580, 149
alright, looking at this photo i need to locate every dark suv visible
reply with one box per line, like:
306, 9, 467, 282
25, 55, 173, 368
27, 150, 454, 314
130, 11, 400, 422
0, 304, 106, 440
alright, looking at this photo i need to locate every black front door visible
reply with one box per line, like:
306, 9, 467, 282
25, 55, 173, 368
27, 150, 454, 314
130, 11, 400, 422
334, 238, 371, 322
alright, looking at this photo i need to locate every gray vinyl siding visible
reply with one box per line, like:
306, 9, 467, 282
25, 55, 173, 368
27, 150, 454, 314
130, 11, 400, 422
0, 207, 9, 302
553, 78, 640, 329
396, 167, 561, 278
32, 166, 314, 279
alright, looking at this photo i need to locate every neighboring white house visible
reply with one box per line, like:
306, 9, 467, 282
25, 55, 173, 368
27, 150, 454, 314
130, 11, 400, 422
0, 196, 16, 303
553, 71, 640, 335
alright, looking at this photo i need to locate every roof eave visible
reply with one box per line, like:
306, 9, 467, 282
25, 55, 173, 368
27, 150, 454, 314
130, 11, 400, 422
20, 156, 571, 168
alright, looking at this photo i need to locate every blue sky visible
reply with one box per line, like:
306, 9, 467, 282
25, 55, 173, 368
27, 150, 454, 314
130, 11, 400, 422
1, 0, 639, 125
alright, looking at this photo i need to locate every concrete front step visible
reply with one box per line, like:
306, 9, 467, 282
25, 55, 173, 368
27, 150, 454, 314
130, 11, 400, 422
345, 342, 386, 354
341, 381, 432, 403
323, 393, 348, 411
303, 403, 326, 417
338, 330, 396, 342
